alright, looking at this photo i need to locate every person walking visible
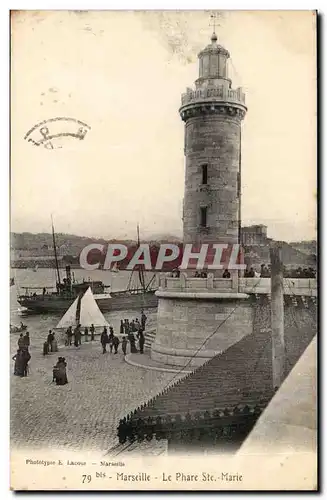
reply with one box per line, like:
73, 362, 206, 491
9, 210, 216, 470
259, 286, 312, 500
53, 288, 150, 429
23, 331, 30, 348
74, 324, 81, 347
112, 335, 120, 354
68, 326, 73, 346
47, 330, 54, 352
128, 332, 138, 354
108, 331, 114, 353
141, 310, 147, 331
17, 334, 24, 349
124, 319, 130, 335
22, 347, 31, 376
65, 326, 73, 346
84, 327, 89, 342
52, 333, 58, 352
90, 324, 95, 341
121, 336, 127, 356
100, 328, 109, 354
137, 330, 145, 354
43, 340, 49, 356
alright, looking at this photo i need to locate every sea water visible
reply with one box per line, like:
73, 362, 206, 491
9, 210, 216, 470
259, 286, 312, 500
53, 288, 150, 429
10, 268, 157, 354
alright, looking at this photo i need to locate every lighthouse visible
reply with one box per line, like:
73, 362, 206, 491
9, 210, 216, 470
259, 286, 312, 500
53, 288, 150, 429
151, 32, 252, 368
180, 32, 247, 247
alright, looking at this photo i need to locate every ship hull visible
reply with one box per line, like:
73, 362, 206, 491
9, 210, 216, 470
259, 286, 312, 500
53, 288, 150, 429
17, 291, 158, 314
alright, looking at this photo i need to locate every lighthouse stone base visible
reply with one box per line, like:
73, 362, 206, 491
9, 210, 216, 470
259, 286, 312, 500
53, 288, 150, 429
151, 274, 253, 368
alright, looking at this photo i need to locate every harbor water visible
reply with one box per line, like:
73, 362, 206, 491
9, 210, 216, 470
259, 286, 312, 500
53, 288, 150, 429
10, 268, 158, 352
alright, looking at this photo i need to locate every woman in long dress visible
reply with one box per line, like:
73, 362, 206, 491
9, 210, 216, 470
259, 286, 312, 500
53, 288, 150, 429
53, 357, 68, 385
21, 348, 31, 376
13, 349, 24, 376
13, 348, 31, 377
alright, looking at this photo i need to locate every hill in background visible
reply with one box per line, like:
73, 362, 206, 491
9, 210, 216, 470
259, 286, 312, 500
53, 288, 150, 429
10, 231, 316, 270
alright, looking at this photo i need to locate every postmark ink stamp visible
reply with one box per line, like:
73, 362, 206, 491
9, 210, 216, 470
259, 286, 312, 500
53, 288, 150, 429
24, 117, 91, 149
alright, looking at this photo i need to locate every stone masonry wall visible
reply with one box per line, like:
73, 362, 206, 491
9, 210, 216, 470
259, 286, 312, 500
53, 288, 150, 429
183, 114, 241, 245
151, 294, 317, 369
151, 296, 253, 367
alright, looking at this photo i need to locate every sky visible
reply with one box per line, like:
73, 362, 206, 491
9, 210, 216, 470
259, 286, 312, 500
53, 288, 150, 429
11, 10, 317, 242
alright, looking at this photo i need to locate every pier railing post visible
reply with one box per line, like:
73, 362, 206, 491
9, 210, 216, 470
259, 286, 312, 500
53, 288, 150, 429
270, 244, 285, 389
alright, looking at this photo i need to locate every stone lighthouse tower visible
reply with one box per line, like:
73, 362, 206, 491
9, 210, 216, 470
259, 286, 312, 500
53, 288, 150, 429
180, 32, 247, 246
151, 33, 252, 368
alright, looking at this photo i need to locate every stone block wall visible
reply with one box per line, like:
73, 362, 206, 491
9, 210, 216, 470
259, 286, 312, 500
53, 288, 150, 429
151, 295, 253, 367
183, 114, 241, 245
151, 293, 317, 369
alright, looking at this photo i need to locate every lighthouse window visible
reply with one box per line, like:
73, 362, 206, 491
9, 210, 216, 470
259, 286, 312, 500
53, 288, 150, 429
201, 164, 208, 185
200, 207, 207, 227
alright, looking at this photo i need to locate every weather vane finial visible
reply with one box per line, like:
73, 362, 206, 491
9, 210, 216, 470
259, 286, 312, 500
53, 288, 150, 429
209, 12, 221, 42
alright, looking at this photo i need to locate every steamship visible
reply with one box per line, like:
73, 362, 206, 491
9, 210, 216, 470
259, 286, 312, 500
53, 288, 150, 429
16, 223, 158, 314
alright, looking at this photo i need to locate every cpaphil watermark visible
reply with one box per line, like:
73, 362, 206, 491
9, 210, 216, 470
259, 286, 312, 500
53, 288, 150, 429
79, 242, 246, 272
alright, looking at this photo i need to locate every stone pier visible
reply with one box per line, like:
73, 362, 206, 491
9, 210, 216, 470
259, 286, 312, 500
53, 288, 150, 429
150, 274, 317, 368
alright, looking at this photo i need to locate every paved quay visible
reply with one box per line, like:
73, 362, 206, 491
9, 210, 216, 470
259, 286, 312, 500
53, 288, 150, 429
10, 337, 182, 454
125, 352, 193, 374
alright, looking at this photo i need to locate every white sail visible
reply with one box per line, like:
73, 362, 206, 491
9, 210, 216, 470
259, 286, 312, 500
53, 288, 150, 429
79, 287, 109, 328
55, 296, 79, 329
55, 287, 109, 330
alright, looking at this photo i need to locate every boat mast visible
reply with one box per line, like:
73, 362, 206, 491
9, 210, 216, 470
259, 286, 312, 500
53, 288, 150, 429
75, 293, 82, 326
137, 223, 146, 293
51, 215, 61, 286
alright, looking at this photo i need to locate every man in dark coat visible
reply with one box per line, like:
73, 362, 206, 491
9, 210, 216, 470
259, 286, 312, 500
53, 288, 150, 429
137, 330, 145, 354
74, 325, 81, 347
112, 335, 120, 354
128, 333, 138, 354
121, 336, 128, 356
47, 330, 54, 351
90, 324, 95, 341
17, 334, 24, 349
23, 331, 30, 348
66, 326, 73, 346
222, 269, 231, 278
100, 328, 109, 354
108, 332, 114, 352
141, 310, 147, 330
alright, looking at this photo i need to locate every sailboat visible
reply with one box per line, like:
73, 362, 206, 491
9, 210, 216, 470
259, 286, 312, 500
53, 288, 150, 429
17, 217, 110, 314
107, 224, 158, 311
55, 287, 109, 333
17, 221, 158, 313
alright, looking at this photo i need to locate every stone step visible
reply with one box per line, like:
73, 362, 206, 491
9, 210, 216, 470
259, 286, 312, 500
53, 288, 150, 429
144, 329, 156, 348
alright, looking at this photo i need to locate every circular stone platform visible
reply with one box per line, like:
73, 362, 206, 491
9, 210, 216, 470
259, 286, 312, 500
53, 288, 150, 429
124, 352, 193, 374
151, 292, 253, 368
